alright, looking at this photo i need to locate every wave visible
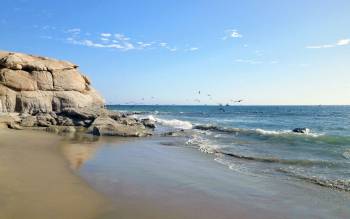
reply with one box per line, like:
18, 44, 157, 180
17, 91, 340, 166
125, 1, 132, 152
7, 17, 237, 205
140, 115, 193, 130
277, 168, 350, 192
220, 151, 339, 167
193, 124, 350, 146
185, 134, 221, 153
185, 136, 339, 167
194, 124, 320, 136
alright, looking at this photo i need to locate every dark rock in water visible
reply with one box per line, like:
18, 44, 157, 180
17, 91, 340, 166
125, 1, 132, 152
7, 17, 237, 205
292, 128, 310, 134
161, 129, 185, 137
141, 118, 156, 129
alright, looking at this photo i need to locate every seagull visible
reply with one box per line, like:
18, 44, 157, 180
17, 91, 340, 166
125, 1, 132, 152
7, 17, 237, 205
230, 99, 244, 103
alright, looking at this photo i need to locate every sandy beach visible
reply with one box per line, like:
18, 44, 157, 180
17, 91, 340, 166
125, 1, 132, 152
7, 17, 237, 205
1, 129, 349, 219
0, 129, 108, 219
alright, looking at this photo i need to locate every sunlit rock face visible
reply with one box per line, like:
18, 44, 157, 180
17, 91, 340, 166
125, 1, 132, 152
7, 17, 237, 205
0, 51, 105, 114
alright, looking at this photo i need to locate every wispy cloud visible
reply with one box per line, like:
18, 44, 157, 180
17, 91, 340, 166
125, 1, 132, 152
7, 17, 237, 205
159, 42, 177, 52
66, 28, 81, 33
62, 28, 196, 52
223, 29, 243, 40
188, 47, 199, 51
100, 33, 112, 37
235, 59, 262, 64
306, 38, 350, 49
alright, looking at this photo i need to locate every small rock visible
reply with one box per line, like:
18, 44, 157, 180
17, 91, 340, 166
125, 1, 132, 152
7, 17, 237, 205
8, 122, 23, 130
142, 118, 156, 129
292, 128, 310, 134
20, 116, 37, 127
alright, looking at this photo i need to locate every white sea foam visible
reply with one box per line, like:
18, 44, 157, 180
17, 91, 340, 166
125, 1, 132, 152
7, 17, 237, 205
186, 134, 221, 154
141, 115, 193, 129
343, 150, 350, 160
254, 128, 322, 137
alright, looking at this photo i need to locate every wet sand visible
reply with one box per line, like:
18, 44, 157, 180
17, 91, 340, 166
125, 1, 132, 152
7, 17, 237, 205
0, 129, 108, 219
1, 129, 349, 219
77, 137, 350, 219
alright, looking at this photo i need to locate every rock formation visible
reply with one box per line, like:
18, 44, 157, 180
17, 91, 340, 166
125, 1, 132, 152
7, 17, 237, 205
0, 51, 153, 137
0, 51, 104, 113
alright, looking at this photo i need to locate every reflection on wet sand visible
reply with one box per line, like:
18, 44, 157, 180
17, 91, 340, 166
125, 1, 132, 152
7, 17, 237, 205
0, 129, 109, 219
59, 133, 133, 171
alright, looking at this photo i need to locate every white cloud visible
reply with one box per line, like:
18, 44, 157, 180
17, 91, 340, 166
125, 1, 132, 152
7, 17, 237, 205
100, 33, 112, 37
137, 42, 153, 48
306, 38, 350, 49
306, 44, 334, 49
114, 33, 130, 41
337, 39, 350, 46
188, 47, 199, 51
223, 29, 243, 40
66, 28, 81, 33
235, 59, 262, 64
65, 30, 191, 52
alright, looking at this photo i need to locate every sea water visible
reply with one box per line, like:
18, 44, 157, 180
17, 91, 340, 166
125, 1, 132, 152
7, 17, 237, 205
108, 105, 350, 192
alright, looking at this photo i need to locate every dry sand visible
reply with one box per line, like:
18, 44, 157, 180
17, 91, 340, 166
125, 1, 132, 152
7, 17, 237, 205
0, 129, 109, 219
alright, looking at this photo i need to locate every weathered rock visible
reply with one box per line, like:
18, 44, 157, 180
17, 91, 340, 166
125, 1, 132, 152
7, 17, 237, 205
20, 115, 37, 127
61, 107, 108, 120
0, 51, 104, 114
108, 111, 122, 120
141, 118, 156, 129
56, 115, 74, 126
36, 113, 56, 127
8, 122, 23, 130
0, 113, 22, 129
0, 52, 76, 71
15, 91, 53, 113
32, 71, 54, 90
52, 69, 86, 92
0, 68, 37, 91
0, 51, 153, 138
52, 90, 104, 112
89, 116, 151, 137
0, 84, 16, 112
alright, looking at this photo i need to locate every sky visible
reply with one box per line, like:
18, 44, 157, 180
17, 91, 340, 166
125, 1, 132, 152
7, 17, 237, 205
0, 0, 349, 105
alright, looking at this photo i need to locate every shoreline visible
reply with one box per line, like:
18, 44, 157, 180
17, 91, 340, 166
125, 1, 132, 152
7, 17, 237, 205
0, 129, 110, 219
1, 128, 350, 219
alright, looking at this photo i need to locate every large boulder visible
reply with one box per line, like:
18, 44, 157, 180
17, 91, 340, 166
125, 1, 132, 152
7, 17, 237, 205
52, 69, 86, 91
0, 68, 37, 91
0, 51, 105, 114
31, 71, 54, 90
89, 116, 151, 137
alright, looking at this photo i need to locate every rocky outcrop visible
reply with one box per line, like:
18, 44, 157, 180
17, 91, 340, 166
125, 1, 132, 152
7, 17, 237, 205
89, 116, 151, 137
0, 51, 153, 137
0, 51, 104, 113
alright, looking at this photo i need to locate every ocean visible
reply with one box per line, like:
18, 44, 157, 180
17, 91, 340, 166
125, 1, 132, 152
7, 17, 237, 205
107, 105, 350, 192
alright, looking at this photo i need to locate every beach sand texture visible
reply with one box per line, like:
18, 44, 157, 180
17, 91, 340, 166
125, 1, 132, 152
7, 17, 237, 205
0, 129, 108, 219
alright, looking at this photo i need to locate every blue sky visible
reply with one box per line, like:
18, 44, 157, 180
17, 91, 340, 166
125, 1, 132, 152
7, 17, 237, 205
1, 0, 349, 105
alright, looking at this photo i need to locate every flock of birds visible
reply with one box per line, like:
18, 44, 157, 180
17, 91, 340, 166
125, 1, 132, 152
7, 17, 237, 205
122, 90, 244, 112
